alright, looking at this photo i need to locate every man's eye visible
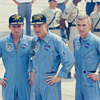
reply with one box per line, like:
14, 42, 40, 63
77, 24, 80, 26
83, 24, 86, 26
12, 26, 15, 28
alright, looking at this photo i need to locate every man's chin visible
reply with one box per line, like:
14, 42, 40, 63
36, 33, 40, 36
14, 33, 21, 37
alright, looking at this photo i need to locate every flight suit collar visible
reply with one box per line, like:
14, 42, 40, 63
10, 33, 14, 42
42, 30, 50, 43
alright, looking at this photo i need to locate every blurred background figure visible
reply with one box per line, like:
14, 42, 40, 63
13, 0, 34, 36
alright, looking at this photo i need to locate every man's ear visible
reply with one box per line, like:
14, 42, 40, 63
22, 24, 24, 28
45, 23, 48, 27
89, 23, 91, 29
8, 25, 11, 30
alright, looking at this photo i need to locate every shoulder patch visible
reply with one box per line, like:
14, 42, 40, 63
6, 43, 14, 52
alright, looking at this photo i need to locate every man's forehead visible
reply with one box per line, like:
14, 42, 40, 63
33, 24, 44, 26
76, 19, 88, 23
10, 24, 22, 27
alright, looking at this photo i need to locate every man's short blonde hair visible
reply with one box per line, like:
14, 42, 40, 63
76, 14, 90, 25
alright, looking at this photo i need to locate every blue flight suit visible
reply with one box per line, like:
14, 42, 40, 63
0, 33, 32, 100
73, 31, 100, 100
31, 30, 75, 100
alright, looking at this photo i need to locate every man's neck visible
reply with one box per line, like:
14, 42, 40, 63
81, 33, 88, 42
40, 31, 48, 42
50, 6, 56, 10
12, 35, 21, 41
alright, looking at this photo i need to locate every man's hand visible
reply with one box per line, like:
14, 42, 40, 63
45, 75, 62, 86
0, 78, 8, 87
86, 73, 100, 81
28, 72, 34, 86
64, 0, 68, 5
17, 2, 21, 6
13, 0, 21, 6
30, 1, 34, 5
28, 78, 34, 86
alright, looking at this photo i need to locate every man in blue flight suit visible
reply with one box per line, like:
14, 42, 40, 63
73, 14, 100, 100
0, 14, 33, 100
30, 13, 75, 100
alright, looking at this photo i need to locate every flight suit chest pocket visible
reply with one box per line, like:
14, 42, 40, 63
42, 48, 54, 71
2, 48, 13, 58
82, 48, 95, 58
43, 47, 54, 59
20, 50, 29, 57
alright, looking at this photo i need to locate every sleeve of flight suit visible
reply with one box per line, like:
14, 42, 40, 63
0, 39, 2, 79
0, 39, 2, 58
96, 38, 100, 56
56, 38, 75, 78
73, 38, 76, 57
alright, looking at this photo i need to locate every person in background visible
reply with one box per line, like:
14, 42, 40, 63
60, 0, 81, 78
13, 0, 34, 36
41, 0, 67, 43
85, 0, 96, 16
57, 0, 69, 44
90, 0, 100, 74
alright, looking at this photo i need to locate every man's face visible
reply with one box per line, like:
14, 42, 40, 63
76, 19, 90, 38
8, 24, 24, 37
49, 0, 57, 8
96, 2, 100, 10
33, 24, 47, 40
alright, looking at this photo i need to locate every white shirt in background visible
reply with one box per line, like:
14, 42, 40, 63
57, 0, 65, 3
17, 0, 32, 3
85, 0, 96, 2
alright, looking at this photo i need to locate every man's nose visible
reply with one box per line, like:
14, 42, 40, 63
15, 27, 19, 31
80, 26, 83, 30
35, 27, 39, 31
